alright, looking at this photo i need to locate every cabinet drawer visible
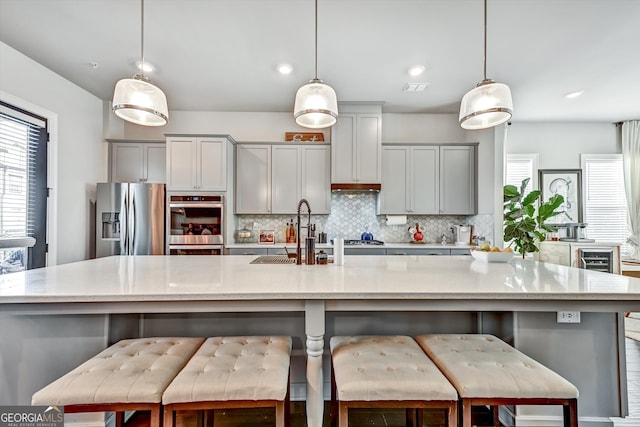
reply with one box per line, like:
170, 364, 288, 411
450, 249, 470, 256
226, 248, 268, 256
344, 248, 386, 255
387, 248, 451, 256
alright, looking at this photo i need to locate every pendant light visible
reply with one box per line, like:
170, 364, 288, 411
293, 0, 338, 129
112, 0, 168, 127
459, 0, 512, 130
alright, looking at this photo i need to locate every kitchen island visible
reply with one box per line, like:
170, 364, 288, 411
2, 255, 640, 427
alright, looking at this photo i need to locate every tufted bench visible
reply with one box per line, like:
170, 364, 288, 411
162, 335, 292, 427
416, 334, 579, 427
31, 337, 205, 427
330, 335, 458, 427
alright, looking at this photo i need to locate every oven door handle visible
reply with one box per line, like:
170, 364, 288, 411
169, 203, 224, 209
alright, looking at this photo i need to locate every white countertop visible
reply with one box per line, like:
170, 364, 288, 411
2, 255, 640, 305
225, 242, 471, 249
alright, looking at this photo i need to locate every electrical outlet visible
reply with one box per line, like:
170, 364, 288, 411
557, 311, 581, 323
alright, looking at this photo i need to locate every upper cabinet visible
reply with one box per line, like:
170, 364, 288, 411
379, 145, 438, 214
439, 145, 476, 215
379, 144, 477, 215
109, 141, 166, 183
166, 136, 230, 191
236, 144, 331, 214
331, 104, 382, 185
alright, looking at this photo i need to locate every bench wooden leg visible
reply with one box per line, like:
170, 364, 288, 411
163, 407, 175, 427
492, 404, 500, 427
565, 399, 578, 427
462, 399, 472, 427
149, 407, 161, 427
338, 402, 348, 427
448, 402, 458, 427
115, 411, 125, 427
275, 401, 285, 427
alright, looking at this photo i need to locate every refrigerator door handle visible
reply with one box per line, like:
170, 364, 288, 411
130, 192, 136, 254
121, 189, 129, 255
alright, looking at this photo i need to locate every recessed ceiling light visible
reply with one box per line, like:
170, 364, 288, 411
408, 64, 425, 77
136, 61, 154, 73
564, 90, 584, 99
277, 63, 293, 75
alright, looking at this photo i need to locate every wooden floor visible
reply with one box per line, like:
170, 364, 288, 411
125, 403, 494, 427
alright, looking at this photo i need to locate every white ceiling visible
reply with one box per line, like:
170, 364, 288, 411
1, 0, 640, 123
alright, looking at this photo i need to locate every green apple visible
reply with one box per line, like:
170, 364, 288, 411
480, 243, 491, 251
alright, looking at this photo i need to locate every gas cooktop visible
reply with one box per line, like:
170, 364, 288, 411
341, 239, 385, 246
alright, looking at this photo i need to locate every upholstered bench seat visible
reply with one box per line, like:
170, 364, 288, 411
330, 335, 458, 427
162, 336, 292, 427
416, 334, 579, 427
32, 337, 205, 427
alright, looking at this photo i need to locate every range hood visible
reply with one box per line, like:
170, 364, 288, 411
331, 183, 381, 192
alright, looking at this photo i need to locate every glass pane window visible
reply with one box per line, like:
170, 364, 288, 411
581, 154, 630, 257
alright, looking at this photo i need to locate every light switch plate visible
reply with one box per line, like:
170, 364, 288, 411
557, 311, 581, 323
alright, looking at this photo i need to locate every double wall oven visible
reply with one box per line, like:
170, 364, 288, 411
167, 195, 224, 255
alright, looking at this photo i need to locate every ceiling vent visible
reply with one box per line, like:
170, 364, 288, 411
402, 83, 431, 92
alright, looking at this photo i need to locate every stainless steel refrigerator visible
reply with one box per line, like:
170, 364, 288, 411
95, 183, 165, 257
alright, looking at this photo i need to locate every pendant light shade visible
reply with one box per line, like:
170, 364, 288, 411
293, 0, 338, 129
294, 78, 338, 128
112, 0, 168, 127
459, 79, 512, 130
113, 76, 168, 126
459, 0, 512, 130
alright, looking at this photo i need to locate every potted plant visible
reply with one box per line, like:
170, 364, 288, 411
504, 178, 565, 258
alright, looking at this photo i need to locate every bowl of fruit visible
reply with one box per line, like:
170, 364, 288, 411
470, 243, 514, 263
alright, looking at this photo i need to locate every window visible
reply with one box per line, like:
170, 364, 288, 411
581, 154, 630, 256
0, 102, 48, 273
505, 153, 538, 195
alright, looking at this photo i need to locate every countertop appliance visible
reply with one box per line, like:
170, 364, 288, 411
95, 183, 165, 257
341, 239, 385, 246
559, 223, 595, 243
452, 224, 472, 245
167, 194, 224, 255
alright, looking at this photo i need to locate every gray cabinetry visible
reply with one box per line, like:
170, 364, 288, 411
237, 144, 331, 214
439, 145, 476, 214
331, 105, 382, 184
109, 141, 166, 183
379, 145, 438, 214
379, 144, 477, 215
387, 248, 451, 255
226, 247, 268, 256
166, 135, 229, 191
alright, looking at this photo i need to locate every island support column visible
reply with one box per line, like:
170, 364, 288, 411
305, 300, 325, 427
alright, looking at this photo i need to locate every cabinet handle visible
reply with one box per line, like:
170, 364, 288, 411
394, 252, 408, 256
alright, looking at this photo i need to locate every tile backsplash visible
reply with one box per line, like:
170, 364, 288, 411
234, 193, 494, 244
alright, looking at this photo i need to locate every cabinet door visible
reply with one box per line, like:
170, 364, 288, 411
111, 143, 144, 182
198, 138, 227, 191
167, 137, 197, 191
272, 145, 301, 214
356, 114, 382, 183
302, 146, 331, 214
331, 113, 356, 183
410, 146, 439, 214
379, 147, 408, 214
439, 146, 476, 214
236, 145, 271, 213
145, 144, 166, 183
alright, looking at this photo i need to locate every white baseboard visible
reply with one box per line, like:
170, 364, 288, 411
517, 415, 614, 427
610, 416, 640, 427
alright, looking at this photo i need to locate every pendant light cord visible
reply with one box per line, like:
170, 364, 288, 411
314, 0, 318, 80
140, 0, 145, 79
483, 0, 487, 81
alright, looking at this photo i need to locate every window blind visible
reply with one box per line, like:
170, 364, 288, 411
582, 155, 630, 256
505, 154, 537, 196
0, 109, 46, 241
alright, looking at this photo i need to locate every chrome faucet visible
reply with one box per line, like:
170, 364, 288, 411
296, 198, 312, 265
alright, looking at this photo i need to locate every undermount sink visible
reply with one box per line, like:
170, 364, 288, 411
250, 255, 295, 265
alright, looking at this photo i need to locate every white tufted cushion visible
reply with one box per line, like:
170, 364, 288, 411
416, 334, 579, 399
31, 337, 205, 406
330, 335, 458, 402
162, 336, 292, 405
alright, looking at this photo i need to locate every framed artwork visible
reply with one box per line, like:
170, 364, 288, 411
538, 169, 583, 225
259, 230, 275, 245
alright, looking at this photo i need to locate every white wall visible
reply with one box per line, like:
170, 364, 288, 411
0, 42, 106, 265
505, 122, 620, 167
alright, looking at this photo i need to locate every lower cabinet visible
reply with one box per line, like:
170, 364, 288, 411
226, 248, 268, 256
387, 248, 450, 256
227, 247, 468, 256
